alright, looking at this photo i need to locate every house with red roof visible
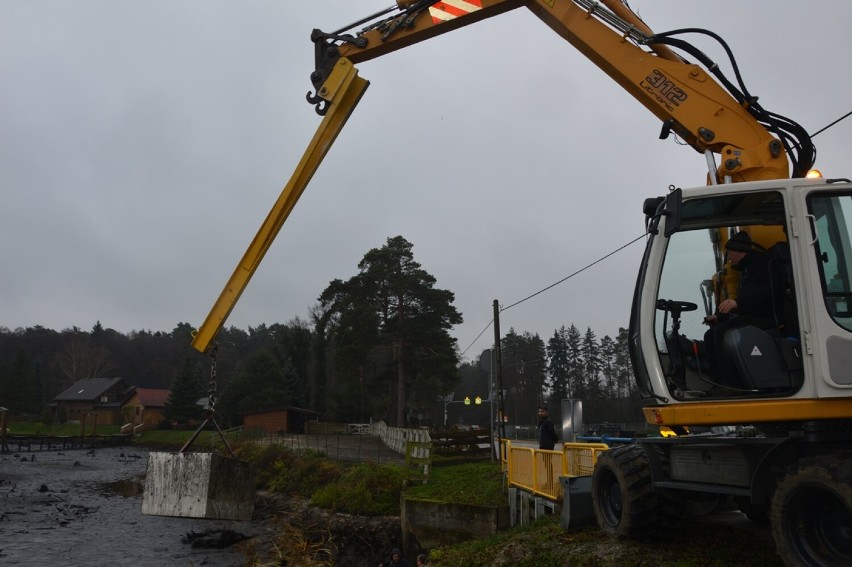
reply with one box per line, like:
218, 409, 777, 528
123, 387, 171, 430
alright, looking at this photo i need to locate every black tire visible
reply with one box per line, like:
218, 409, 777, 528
592, 444, 661, 538
771, 454, 852, 567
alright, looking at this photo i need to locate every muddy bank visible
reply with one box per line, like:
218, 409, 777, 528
0, 446, 258, 566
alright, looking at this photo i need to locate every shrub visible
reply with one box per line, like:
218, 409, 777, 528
268, 450, 344, 497
311, 462, 407, 516
258, 451, 407, 515
236, 443, 295, 488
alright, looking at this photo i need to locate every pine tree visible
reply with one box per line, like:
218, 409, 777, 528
317, 236, 462, 426
581, 327, 602, 398
163, 358, 204, 425
546, 326, 571, 407
218, 350, 298, 426
565, 324, 583, 399
501, 329, 547, 427
599, 334, 616, 399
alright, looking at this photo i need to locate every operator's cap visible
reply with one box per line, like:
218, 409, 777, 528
725, 231, 752, 252
538, 405, 548, 411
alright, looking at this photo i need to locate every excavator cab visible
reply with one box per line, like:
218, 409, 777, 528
630, 178, 852, 412
642, 188, 799, 400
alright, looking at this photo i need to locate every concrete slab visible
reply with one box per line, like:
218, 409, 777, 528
142, 452, 255, 521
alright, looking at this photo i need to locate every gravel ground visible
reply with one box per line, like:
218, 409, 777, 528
0, 446, 259, 567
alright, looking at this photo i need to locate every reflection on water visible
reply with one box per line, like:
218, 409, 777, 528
107, 476, 144, 497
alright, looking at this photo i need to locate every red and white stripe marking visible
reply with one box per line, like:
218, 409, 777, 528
428, 0, 483, 24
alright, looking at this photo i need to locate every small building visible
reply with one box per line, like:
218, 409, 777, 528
52, 378, 134, 426
242, 406, 320, 435
123, 388, 171, 429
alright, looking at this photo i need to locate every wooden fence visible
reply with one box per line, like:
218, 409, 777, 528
431, 428, 492, 459
1, 433, 133, 453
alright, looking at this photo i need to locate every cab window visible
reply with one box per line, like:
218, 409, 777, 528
808, 193, 852, 331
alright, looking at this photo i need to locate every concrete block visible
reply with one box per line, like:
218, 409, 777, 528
142, 452, 255, 520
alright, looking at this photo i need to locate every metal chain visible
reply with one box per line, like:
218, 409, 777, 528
207, 344, 218, 415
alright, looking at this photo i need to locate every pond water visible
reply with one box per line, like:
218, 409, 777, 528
0, 446, 258, 566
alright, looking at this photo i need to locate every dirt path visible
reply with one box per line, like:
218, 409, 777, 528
0, 446, 259, 566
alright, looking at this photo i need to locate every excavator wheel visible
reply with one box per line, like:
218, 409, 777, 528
592, 444, 664, 538
771, 454, 852, 567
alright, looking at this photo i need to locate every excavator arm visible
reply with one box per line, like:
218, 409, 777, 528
309, 0, 797, 181
191, 0, 813, 353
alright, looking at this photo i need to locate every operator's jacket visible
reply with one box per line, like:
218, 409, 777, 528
703, 249, 784, 383
732, 251, 780, 326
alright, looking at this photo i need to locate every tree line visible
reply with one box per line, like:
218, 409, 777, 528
0, 236, 645, 429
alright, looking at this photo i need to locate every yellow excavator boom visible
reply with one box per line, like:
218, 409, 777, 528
191, 59, 368, 353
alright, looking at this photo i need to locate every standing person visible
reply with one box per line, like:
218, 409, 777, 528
379, 547, 412, 567
416, 553, 428, 566
537, 405, 559, 450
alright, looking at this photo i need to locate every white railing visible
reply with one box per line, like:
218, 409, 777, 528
345, 423, 371, 434
372, 421, 431, 456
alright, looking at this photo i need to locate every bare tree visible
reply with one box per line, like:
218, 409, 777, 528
56, 332, 113, 385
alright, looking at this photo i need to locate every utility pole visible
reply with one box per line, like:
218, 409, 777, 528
493, 299, 506, 456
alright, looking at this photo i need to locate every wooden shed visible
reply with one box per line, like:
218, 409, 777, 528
242, 406, 320, 434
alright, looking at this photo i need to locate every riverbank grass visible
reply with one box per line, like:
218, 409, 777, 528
405, 461, 505, 507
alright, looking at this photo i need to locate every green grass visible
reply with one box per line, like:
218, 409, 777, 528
311, 461, 408, 515
238, 449, 507, 516
132, 429, 232, 450
405, 460, 505, 507
3, 422, 121, 436
239, 445, 410, 516
2, 422, 257, 453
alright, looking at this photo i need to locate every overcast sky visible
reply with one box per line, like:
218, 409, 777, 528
2, 1, 850, 361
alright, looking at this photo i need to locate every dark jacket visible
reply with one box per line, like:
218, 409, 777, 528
733, 251, 779, 324
538, 416, 559, 450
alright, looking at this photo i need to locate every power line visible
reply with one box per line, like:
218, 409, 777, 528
810, 109, 852, 139
460, 320, 493, 357
501, 233, 647, 312
459, 232, 647, 356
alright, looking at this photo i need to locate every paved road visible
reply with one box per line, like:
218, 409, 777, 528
268, 432, 408, 464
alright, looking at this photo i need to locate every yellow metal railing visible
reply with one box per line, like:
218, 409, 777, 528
501, 440, 610, 501
563, 442, 610, 477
